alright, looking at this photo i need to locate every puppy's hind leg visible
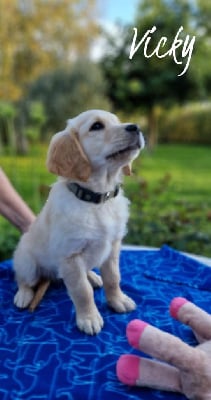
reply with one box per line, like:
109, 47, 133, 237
13, 250, 39, 309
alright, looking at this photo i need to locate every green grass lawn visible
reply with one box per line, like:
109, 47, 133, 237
0, 143, 211, 259
132, 144, 211, 205
0, 145, 54, 260
1, 145, 54, 212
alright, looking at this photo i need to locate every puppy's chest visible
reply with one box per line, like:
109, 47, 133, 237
90, 196, 129, 240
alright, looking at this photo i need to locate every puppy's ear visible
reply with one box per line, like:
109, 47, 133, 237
46, 131, 91, 181
123, 164, 132, 176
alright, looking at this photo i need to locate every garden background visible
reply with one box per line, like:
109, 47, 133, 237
0, 0, 211, 260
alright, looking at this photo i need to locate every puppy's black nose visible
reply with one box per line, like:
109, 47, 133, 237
125, 124, 139, 133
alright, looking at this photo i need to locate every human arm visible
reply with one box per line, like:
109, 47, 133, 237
0, 168, 36, 233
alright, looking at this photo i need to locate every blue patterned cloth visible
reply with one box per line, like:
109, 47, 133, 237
1, 245, 211, 400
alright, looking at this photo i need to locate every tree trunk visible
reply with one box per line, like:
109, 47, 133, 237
147, 106, 158, 150
14, 113, 28, 155
15, 129, 28, 155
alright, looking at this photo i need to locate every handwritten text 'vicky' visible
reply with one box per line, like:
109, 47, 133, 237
129, 26, 196, 76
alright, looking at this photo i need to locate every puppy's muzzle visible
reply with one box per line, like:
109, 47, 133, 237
106, 123, 144, 160
125, 124, 144, 150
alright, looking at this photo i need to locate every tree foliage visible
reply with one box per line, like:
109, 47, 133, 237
101, 0, 211, 146
24, 60, 111, 136
0, 0, 99, 101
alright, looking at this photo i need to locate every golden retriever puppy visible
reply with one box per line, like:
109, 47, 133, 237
14, 110, 144, 335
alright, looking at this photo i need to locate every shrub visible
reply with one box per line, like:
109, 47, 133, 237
25, 101, 46, 143
0, 222, 20, 261
125, 174, 211, 257
159, 103, 211, 144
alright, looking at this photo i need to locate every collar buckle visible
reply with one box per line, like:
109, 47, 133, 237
102, 191, 111, 202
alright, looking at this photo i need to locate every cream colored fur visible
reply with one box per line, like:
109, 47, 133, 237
14, 109, 144, 335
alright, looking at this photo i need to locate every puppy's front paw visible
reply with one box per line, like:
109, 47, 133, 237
14, 287, 34, 309
76, 308, 104, 335
108, 292, 136, 313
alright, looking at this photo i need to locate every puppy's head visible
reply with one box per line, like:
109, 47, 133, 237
47, 110, 144, 181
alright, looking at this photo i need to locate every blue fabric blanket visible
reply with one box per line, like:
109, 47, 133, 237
1, 245, 211, 400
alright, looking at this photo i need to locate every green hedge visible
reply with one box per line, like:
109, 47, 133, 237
159, 103, 211, 144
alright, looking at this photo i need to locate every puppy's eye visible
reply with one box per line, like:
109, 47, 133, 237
89, 121, 104, 131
